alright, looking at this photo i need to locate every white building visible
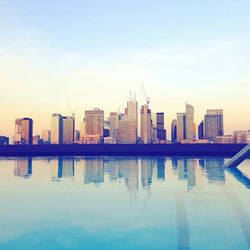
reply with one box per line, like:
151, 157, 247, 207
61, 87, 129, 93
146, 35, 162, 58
140, 105, 152, 144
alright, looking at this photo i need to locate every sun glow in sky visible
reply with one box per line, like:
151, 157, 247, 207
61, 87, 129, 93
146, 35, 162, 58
1, 0, 250, 138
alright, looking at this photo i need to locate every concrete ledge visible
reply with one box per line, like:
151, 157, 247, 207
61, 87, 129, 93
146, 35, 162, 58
0, 144, 248, 157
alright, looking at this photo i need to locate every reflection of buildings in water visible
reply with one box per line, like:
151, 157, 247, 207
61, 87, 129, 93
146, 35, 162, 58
84, 158, 104, 184
171, 157, 178, 174
199, 159, 205, 170
104, 160, 119, 182
51, 157, 74, 181
205, 158, 225, 184
156, 157, 165, 181
175, 158, 197, 190
14, 158, 32, 178
177, 159, 187, 181
141, 159, 153, 189
186, 159, 196, 190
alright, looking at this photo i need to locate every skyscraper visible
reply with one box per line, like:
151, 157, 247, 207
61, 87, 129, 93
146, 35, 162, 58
140, 105, 152, 144
51, 114, 63, 144
204, 109, 224, 142
118, 117, 137, 144
198, 121, 204, 139
14, 118, 33, 145
84, 108, 104, 136
109, 112, 119, 139
171, 119, 177, 143
62, 116, 75, 144
156, 112, 166, 141
185, 103, 195, 141
176, 113, 185, 143
127, 97, 138, 140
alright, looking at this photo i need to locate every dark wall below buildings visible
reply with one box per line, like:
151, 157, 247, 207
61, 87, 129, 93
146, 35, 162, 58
0, 143, 247, 157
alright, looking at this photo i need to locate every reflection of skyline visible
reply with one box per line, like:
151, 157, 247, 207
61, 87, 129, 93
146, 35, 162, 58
205, 158, 225, 184
14, 158, 32, 178
141, 159, 153, 189
84, 158, 104, 184
51, 157, 74, 181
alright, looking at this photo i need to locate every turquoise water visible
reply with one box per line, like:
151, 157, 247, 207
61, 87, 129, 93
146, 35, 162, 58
0, 156, 249, 250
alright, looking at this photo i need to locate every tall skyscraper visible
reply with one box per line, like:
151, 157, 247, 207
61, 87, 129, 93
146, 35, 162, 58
42, 129, 51, 144
185, 103, 195, 141
140, 105, 152, 144
204, 109, 224, 142
198, 121, 204, 139
176, 113, 185, 143
118, 117, 137, 144
127, 97, 138, 140
51, 114, 63, 144
156, 112, 166, 141
14, 118, 33, 145
62, 116, 75, 144
84, 108, 104, 141
171, 119, 177, 143
109, 112, 119, 139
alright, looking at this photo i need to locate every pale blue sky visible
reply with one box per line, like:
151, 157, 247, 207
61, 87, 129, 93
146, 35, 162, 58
0, 0, 250, 137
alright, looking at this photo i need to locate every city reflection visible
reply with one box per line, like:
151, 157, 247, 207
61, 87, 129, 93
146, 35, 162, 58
13, 157, 232, 189
14, 157, 32, 178
51, 157, 74, 181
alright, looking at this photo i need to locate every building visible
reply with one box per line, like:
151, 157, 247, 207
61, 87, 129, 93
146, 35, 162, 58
0, 136, 9, 145
140, 105, 152, 144
233, 130, 250, 143
176, 113, 185, 143
109, 112, 119, 139
185, 103, 195, 141
51, 114, 63, 144
127, 97, 138, 140
118, 117, 137, 144
14, 118, 33, 145
33, 135, 43, 145
74, 130, 80, 143
84, 108, 104, 138
104, 137, 116, 144
215, 135, 234, 144
156, 112, 166, 141
42, 129, 51, 144
198, 121, 204, 140
62, 116, 75, 144
171, 119, 177, 143
204, 109, 224, 142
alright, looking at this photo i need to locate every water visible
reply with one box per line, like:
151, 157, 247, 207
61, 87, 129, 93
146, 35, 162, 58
0, 156, 249, 250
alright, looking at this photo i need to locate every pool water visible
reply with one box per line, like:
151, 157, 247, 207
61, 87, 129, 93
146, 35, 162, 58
0, 156, 249, 250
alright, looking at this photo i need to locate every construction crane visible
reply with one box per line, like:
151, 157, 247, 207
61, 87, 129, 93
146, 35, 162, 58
141, 85, 150, 106
65, 100, 75, 117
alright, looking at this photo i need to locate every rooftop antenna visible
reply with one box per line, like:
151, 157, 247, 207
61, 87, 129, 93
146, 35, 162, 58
134, 91, 136, 101
65, 100, 75, 117
141, 85, 150, 106
129, 90, 132, 101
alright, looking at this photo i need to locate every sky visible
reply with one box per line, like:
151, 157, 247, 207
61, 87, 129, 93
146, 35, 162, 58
0, 0, 250, 139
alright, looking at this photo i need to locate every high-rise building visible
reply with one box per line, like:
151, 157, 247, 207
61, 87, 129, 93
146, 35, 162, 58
51, 114, 63, 144
171, 119, 177, 143
0, 136, 9, 145
176, 113, 185, 143
74, 130, 80, 142
14, 118, 33, 145
62, 116, 75, 144
156, 112, 166, 141
185, 103, 195, 141
233, 130, 250, 143
198, 121, 204, 139
140, 105, 152, 144
109, 112, 119, 139
42, 129, 51, 144
127, 98, 138, 140
118, 117, 137, 144
84, 108, 104, 136
204, 109, 224, 142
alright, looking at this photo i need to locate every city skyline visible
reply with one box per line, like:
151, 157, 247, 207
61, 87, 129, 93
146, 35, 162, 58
0, 1, 250, 138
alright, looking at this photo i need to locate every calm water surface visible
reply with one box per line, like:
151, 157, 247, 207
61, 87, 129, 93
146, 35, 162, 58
0, 156, 250, 250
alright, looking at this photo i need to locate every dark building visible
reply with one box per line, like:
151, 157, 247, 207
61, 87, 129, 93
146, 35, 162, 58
198, 121, 204, 139
103, 128, 110, 137
14, 118, 33, 145
0, 136, 9, 145
156, 112, 166, 141
171, 119, 177, 143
